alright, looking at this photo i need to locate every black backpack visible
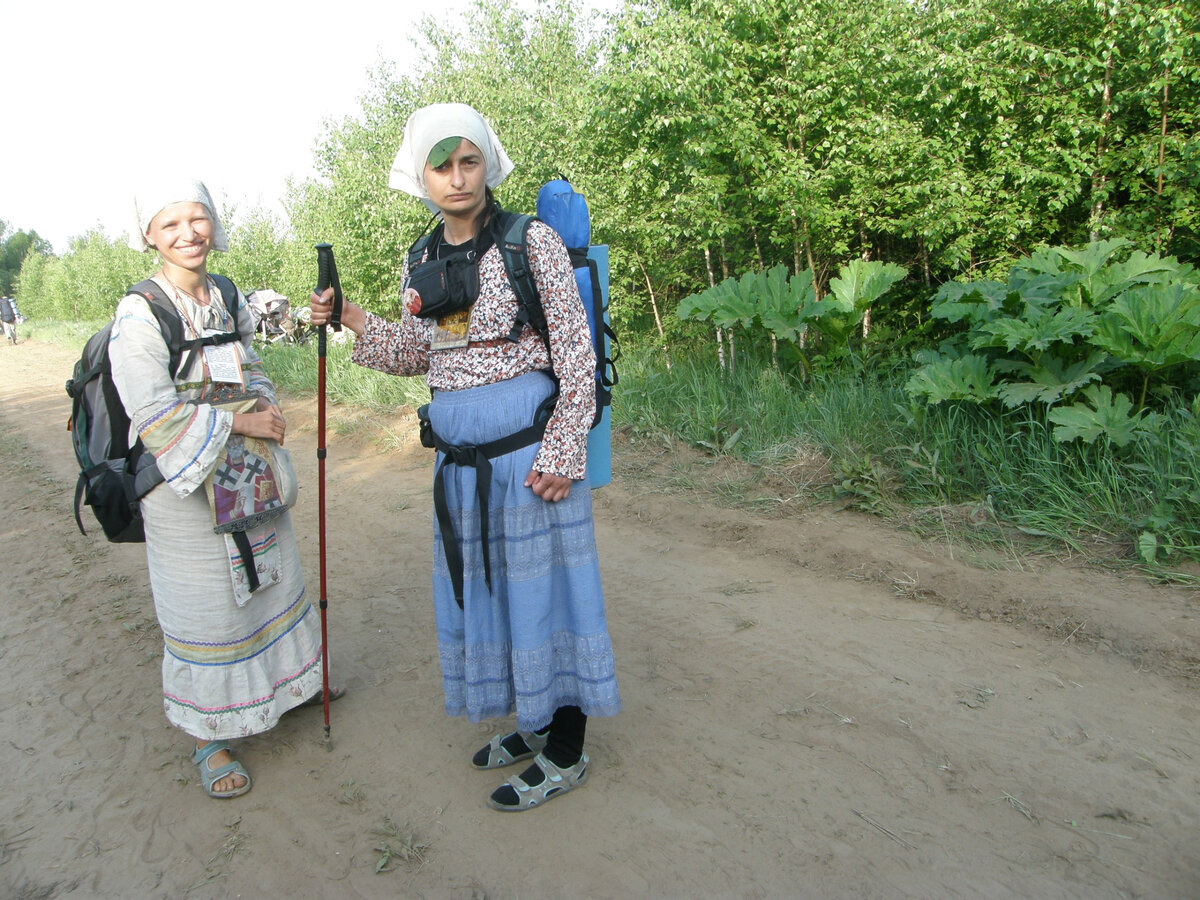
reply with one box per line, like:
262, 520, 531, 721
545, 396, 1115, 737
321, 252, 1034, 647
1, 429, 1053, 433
66, 274, 241, 542
406, 203, 618, 427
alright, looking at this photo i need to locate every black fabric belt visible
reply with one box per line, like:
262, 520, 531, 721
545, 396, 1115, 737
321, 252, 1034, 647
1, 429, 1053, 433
428, 390, 558, 608
231, 530, 261, 593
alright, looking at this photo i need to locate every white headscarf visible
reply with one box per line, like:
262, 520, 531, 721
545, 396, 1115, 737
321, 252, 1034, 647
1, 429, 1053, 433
130, 179, 229, 252
388, 103, 514, 213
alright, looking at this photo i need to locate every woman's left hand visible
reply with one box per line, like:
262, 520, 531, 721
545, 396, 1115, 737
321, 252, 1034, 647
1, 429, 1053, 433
232, 402, 287, 444
526, 470, 572, 502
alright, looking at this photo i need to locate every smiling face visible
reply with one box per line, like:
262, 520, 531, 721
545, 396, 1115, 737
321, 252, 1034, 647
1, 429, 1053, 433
145, 201, 213, 274
423, 138, 488, 231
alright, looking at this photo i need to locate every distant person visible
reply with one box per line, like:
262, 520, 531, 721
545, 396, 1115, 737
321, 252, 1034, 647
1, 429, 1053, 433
310, 103, 619, 811
0, 295, 18, 344
108, 180, 340, 800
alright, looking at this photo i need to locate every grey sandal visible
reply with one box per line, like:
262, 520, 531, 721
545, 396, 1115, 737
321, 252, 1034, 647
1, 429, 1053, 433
472, 729, 549, 770
192, 740, 252, 799
487, 752, 589, 811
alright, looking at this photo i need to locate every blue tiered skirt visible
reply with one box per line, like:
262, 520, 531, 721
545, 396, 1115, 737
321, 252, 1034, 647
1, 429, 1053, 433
427, 371, 620, 731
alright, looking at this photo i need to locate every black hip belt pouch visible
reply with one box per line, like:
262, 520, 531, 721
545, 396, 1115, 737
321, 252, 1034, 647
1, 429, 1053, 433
417, 403, 436, 449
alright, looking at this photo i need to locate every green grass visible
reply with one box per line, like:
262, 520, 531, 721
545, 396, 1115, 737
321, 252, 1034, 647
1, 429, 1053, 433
614, 344, 1200, 572
258, 340, 429, 414
21, 316, 109, 346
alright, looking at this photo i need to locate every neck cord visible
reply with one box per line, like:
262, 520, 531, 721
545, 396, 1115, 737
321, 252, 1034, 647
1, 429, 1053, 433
159, 271, 214, 337
161, 271, 211, 302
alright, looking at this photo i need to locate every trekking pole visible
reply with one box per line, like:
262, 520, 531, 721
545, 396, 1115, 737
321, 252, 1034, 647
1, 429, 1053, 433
314, 243, 343, 741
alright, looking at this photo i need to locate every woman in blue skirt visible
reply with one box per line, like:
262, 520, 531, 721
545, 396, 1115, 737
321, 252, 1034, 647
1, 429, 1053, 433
311, 103, 619, 811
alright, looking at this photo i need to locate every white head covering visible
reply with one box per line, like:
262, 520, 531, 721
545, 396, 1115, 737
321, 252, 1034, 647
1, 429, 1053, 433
388, 103, 514, 213
130, 179, 229, 252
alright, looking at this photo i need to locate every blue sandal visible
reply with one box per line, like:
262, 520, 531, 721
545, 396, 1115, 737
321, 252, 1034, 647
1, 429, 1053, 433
192, 740, 252, 799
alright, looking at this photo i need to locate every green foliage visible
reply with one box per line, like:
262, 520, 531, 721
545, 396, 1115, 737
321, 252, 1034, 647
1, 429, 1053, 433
676, 259, 908, 372
612, 344, 1200, 563
828, 262, 909, 316
819, 260, 908, 348
676, 268, 765, 331
991, 351, 1106, 408
756, 267, 815, 345
17, 229, 147, 320
907, 240, 1200, 443
0, 221, 52, 296
1046, 384, 1161, 446
1091, 283, 1200, 371
904, 353, 997, 404
219, 206, 291, 296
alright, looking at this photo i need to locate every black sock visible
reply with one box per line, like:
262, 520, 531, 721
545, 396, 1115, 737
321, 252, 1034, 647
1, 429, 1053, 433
472, 724, 550, 768
490, 707, 587, 806
544, 705, 587, 769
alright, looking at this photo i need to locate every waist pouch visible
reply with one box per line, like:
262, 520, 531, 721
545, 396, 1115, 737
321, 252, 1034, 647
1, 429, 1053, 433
407, 253, 480, 320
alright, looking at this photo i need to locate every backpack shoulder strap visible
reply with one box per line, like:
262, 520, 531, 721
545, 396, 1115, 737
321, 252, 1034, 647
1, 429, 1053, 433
583, 255, 620, 414
128, 279, 188, 378
126, 276, 241, 380
493, 210, 544, 344
407, 233, 433, 272
405, 222, 444, 282
208, 273, 241, 333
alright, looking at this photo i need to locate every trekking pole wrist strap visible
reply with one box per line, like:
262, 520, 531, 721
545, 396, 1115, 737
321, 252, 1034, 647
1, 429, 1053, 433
330, 291, 343, 330
315, 243, 344, 331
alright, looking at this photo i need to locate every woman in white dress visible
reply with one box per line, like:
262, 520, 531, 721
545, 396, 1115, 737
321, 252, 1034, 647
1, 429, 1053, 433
110, 180, 337, 799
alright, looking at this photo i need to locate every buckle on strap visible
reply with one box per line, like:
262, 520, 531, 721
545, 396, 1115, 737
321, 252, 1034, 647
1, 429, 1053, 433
444, 443, 481, 467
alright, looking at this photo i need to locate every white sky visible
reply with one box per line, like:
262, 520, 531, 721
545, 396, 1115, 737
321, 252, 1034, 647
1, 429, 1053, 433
2, 0, 602, 252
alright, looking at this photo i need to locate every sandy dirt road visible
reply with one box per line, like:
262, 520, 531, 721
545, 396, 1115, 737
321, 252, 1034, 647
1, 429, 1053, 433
1, 337, 1198, 899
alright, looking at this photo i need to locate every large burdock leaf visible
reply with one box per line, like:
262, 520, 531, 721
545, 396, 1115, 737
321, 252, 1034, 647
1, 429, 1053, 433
756, 265, 815, 345
904, 353, 996, 404
828, 259, 908, 313
930, 281, 1008, 326
1047, 384, 1160, 446
973, 306, 1095, 354
992, 351, 1106, 407
1090, 251, 1181, 306
1049, 239, 1132, 278
1091, 282, 1200, 370
677, 276, 757, 329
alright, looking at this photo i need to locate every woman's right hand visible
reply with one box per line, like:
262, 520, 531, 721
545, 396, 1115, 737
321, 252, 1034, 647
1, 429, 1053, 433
310, 288, 367, 336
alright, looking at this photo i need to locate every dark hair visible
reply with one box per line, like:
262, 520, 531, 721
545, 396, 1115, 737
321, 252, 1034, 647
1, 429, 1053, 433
473, 186, 496, 239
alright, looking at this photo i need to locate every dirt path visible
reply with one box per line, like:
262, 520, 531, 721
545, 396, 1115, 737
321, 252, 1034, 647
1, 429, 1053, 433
2, 337, 1198, 899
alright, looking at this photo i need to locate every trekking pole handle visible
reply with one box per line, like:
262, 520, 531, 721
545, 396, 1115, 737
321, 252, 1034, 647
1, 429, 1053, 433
314, 243, 343, 332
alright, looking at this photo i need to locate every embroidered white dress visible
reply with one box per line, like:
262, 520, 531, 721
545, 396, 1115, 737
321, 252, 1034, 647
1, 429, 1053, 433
109, 276, 324, 740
